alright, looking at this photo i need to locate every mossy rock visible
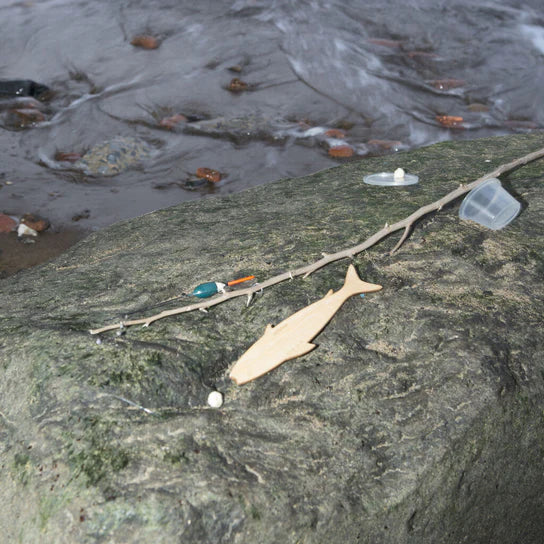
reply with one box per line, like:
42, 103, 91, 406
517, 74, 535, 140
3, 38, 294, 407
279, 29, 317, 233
1, 133, 544, 543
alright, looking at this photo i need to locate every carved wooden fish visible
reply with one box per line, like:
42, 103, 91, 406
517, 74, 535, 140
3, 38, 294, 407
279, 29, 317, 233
229, 264, 382, 384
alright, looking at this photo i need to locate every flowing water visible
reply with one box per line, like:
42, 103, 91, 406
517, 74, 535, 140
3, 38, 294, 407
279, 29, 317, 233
1, 0, 543, 272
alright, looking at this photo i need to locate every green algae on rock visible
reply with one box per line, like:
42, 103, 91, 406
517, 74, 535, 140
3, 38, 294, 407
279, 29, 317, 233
1, 133, 544, 543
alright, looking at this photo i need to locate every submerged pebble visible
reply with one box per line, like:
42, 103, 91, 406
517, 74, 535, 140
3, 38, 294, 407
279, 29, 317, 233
12, 108, 45, 126
428, 78, 466, 90
75, 136, 152, 176
159, 113, 188, 130
196, 167, 222, 183
227, 78, 249, 92
328, 145, 354, 158
0, 214, 17, 233
324, 128, 346, 139
21, 213, 49, 232
54, 151, 82, 163
436, 115, 464, 128
131, 35, 160, 49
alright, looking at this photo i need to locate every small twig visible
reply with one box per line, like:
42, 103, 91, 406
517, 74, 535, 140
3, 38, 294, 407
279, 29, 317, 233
89, 146, 544, 335
391, 225, 411, 255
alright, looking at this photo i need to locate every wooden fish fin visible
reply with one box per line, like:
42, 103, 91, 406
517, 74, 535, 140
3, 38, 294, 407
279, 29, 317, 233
342, 264, 382, 297
284, 341, 316, 360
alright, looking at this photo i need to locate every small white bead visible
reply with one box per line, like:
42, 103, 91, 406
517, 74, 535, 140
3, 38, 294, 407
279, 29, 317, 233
393, 167, 405, 181
207, 391, 223, 408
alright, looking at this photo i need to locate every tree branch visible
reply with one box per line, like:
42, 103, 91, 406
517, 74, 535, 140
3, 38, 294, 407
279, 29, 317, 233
90, 146, 544, 335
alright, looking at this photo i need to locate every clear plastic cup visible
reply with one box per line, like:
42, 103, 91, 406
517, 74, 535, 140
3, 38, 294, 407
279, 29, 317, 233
459, 178, 521, 230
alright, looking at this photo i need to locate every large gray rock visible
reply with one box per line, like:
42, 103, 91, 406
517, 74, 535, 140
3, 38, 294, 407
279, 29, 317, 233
1, 133, 544, 543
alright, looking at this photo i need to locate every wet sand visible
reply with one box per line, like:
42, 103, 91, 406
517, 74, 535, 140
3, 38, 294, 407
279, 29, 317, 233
0, 228, 88, 279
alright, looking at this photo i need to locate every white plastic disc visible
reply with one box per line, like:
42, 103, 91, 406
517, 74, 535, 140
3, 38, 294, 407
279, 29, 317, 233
363, 172, 419, 186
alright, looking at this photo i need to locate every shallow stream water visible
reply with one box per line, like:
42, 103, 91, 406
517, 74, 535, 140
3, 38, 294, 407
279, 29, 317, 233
1, 0, 543, 273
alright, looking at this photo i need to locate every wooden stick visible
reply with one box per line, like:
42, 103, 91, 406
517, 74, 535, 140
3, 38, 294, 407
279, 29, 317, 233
89, 146, 544, 334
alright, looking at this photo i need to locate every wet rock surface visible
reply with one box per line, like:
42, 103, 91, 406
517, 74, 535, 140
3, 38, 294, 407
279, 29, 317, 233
183, 113, 296, 144
1, 134, 544, 543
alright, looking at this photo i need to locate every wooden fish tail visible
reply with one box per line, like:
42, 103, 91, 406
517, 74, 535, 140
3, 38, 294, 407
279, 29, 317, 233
341, 264, 382, 297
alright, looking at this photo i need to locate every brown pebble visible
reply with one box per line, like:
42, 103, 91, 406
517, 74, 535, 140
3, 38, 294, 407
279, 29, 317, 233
159, 113, 188, 129
12, 108, 45, 126
131, 35, 160, 50
467, 103, 489, 113
428, 78, 465, 90
54, 151, 82, 163
227, 78, 249, 92
367, 38, 403, 48
21, 213, 50, 232
367, 139, 403, 150
228, 65, 243, 73
324, 129, 346, 139
328, 145, 354, 158
436, 115, 464, 128
196, 167, 222, 183
0, 214, 17, 233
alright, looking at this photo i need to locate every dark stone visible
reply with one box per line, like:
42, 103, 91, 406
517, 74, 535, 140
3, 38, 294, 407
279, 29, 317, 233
1, 133, 544, 543
0, 79, 50, 100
